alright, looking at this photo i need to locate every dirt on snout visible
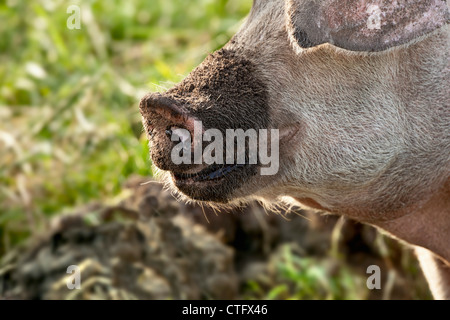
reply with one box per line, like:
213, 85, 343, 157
0, 176, 430, 300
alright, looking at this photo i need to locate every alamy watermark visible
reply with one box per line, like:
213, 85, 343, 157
67, 5, 81, 30
66, 265, 81, 290
366, 5, 382, 30
169, 120, 280, 176
366, 265, 381, 290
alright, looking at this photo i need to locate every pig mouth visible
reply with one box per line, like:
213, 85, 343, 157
172, 163, 248, 183
169, 161, 257, 202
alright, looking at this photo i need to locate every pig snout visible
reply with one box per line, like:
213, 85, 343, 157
139, 49, 274, 202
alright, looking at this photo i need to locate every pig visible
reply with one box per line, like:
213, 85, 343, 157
140, 0, 450, 299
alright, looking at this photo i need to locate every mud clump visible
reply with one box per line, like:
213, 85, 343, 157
0, 191, 237, 299
0, 176, 430, 300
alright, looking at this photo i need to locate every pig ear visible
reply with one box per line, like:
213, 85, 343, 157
286, 0, 449, 52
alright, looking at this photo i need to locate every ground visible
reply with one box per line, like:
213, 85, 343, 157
0, 1, 432, 300
0, 177, 431, 300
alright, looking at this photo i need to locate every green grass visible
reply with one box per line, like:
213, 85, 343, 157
0, 0, 253, 255
242, 244, 369, 300
0, 1, 430, 301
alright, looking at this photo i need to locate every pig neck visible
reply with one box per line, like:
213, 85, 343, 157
293, 178, 450, 263
374, 178, 450, 264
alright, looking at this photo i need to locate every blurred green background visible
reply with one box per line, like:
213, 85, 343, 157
0, 0, 430, 300
0, 0, 253, 255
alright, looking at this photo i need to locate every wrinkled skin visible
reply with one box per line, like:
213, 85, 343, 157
140, 0, 450, 299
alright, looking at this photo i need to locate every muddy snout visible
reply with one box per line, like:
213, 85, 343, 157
139, 49, 276, 201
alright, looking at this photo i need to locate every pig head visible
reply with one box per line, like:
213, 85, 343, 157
140, 0, 450, 299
